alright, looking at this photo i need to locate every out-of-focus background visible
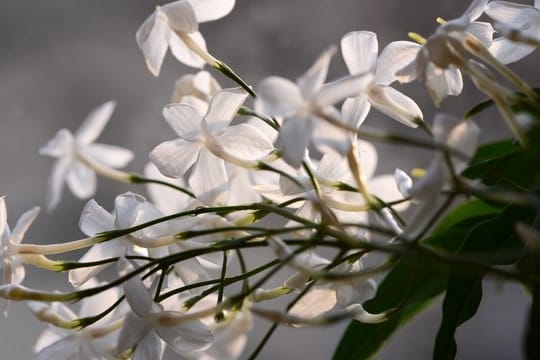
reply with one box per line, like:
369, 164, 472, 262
0, 0, 534, 359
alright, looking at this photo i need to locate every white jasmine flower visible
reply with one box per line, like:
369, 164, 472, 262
39, 101, 133, 211
485, 0, 540, 64
0, 197, 40, 315
31, 280, 121, 360
256, 47, 373, 167
136, 0, 235, 75
69, 192, 165, 287
340, 31, 423, 127
150, 88, 273, 205
171, 70, 221, 112
116, 274, 212, 359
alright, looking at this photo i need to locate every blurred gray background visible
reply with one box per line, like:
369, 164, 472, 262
0, 0, 534, 359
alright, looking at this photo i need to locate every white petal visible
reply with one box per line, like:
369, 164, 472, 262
163, 103, 204, 140
341, 95, 371, 128
189, 148, 228, 205
155, 316, 212, 353
74, 101, 116, 145
113, 192, 146, 229
489, 37, 536, 64
0, 198, 7, 238
10, 206, 40, 245
66, 162, 97, 199
318, 152, 351, 181
204, 88, 248, 131
79, 199, 114, 236
143, 163, 191, 215
486, 1, 539, 26
394, 168, 413, 197
161, 1, 198, 33
45, 157, 71, 212
69, 241, 124, 287
367, 85, 422, 127
83, 144, 133, 168
467, 21, 495, 48
336, 278, 377, 307
375, 41, 421, 85
297, 46, 336, 97
34, 336, 78, 360
370, 174, 409, 211
217, 123, 274, 160
150, 139, 201, 178
117, 313, 151, 355
312, 72, 373, 108
289, 287, 336, 322
125, 276, 153, 317
256, 77, 304, 118
136, 12, 170, 77
425, 65, 463, 107
39, 129, 74, 158
173, 256, 211, 285
133, 332, 164, 360
169, 31, 207, 69
462, 0, 490, 22
356, 140, 378, 180
189, 0, 236, 22
278, 116, 313, 168
341, 31, 378, 75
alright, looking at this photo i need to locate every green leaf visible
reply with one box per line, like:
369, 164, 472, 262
431, 199, 502, 236
333, 255, 448, 360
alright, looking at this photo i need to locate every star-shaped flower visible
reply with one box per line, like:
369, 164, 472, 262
39, 101, 133, 211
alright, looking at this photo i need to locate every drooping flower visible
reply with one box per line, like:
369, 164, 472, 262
0, 197, 40, 315
150, 88, 274, 205
136, 0, 236, 76
39, 101, 133, 211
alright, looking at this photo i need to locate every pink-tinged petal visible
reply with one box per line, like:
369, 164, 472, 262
83, 143, 133, 168
486, 1, 539, 25
66, 162, 97, 200
312, 72, 373, 108
341, 95, 371, 128
150, 139, 201, 178
74, 101, 116, 145
356, 139, 378, 180
163, 103, 204, 140
189, 0, 235, 22
10, 206, 40, 245
256, 77, 304, 118
161, 0, 198, 33
278, 116, 313, 168
117, 313, 152, 355
34, 336, 78, 360
204, 88, 248, 132
154, 315, 212, 353
217, 123, 274, 160
125, 276, 153, 317
341, 31, 378, 75
297, 46, 336, 97
133, 331, 164, 360
489, 37, 536, 64
189, 148, 228, 205
136, 11, 170, 77
375, 41, 421, 85
79, 199, 114, 236
289, 287, 337, 321
367, 85, 422, 127
45, 157, 71, 212
39, 129, 74, 158
169, 31, 207, 69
